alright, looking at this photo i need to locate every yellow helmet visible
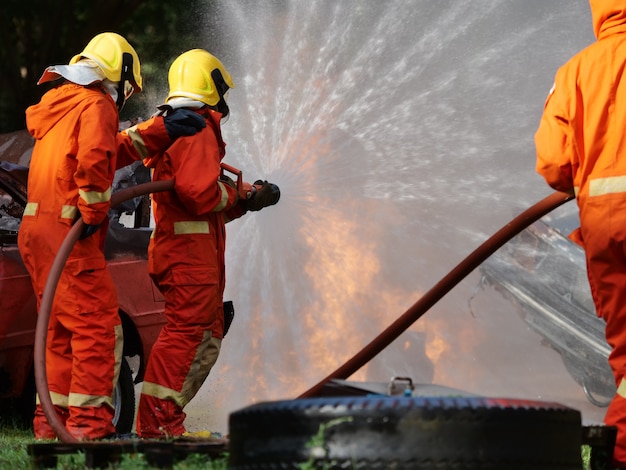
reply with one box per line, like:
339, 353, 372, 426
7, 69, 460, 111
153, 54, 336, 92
166, 49, 235, 110
70, 32, 142, 93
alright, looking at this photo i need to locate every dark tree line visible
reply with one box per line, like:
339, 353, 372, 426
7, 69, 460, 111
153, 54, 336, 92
0, 0, 226, 133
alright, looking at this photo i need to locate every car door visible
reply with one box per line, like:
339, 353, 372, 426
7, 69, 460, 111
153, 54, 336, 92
0, 167, 36, 399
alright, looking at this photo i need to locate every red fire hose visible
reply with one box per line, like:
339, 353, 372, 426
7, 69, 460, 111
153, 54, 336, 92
34, 180, 174, 442
298, 190, 575, 398
34, 183, 573, 439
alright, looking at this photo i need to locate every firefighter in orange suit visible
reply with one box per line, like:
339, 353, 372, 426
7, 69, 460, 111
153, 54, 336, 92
137, 49, 280, 438
535, 1, 626, 466
18, 32, 206, 441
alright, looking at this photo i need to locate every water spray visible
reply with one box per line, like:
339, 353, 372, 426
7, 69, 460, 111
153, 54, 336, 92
34, 180, 174, 443
298, 190, 575, 398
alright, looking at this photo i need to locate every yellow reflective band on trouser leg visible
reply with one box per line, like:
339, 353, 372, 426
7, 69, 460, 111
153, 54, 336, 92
69, 392, 114, 408
617, 378, 626, 398
180, 334, 221, 405
36, 390, 69, 407
141, 382, 186, 407
67, 324, 122, 409
141, 335, 221, 408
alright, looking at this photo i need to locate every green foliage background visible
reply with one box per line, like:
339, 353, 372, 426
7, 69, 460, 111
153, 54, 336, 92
0, 0, 227, 132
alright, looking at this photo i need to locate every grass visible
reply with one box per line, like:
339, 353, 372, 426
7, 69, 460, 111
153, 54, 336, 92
0, 420, 227, 470
0, 421, 31, 469
0, 419, 599, 469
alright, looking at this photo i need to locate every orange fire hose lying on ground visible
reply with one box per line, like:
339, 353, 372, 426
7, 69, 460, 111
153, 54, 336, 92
34, 180, 174, 443
298, 190, 575, 398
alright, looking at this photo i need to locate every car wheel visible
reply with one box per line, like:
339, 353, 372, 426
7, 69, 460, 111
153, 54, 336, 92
228, 396, 582, 469
112, 357, 135, 434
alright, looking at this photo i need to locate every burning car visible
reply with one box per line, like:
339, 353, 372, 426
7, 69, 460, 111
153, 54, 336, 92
0, 160, 165, 432
479, 202, 615, 407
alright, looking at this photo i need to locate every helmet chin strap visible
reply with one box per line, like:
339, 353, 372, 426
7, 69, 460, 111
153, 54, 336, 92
216, 100, 230, 119
115, 85, 126, 111
211, 68, 231, 119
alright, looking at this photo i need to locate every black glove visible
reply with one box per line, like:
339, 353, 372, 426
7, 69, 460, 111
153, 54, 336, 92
79, 223, 101, 239
163, 108, 206, 139
241, 180, 281, 212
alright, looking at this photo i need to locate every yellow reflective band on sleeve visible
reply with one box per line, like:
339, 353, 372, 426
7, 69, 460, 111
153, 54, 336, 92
574, 186, 579, 197
141, 381, 186, 407
173, 221, 210, 235
124, 125, 150, 159
617, 377, 626, 398
589, 176, 626, 197
79, 186, 112, 205
23, 202, 38, 216
215, 181, 230, 211
61, 205, 78, 220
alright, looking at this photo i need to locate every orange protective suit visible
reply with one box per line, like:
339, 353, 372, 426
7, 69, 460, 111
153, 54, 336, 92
137, 108, 242, 438
535, 1, 626, 465
19, 82, 171, 440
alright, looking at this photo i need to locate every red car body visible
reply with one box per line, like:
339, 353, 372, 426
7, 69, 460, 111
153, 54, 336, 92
0, 160, 166, 431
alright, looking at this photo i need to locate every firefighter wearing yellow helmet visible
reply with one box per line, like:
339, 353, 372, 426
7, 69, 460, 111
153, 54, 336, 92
69, 32, 143, 110
20, 33, 206, 440
137, 49, 280, 439
167, 49, 235, 117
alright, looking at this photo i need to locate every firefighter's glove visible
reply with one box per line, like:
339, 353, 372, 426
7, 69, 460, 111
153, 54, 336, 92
163, 108, 206, 139
241, 180, 281, 212
79, 223, 101, 239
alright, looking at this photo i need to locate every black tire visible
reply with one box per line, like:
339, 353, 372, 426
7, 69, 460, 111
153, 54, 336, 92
112, 357, 135, 434
228, 396, 582, 469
